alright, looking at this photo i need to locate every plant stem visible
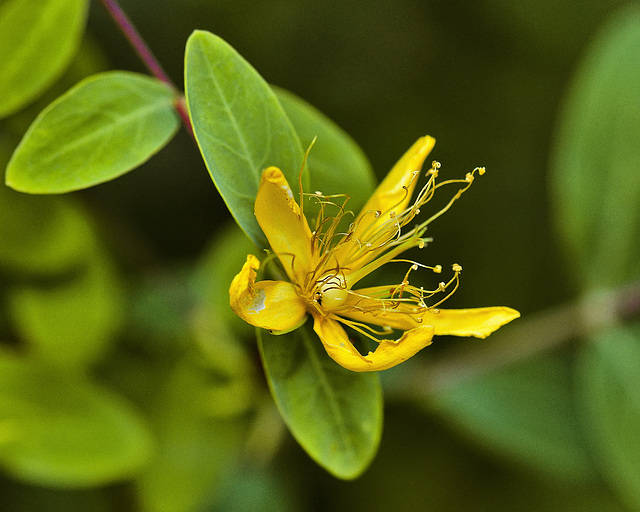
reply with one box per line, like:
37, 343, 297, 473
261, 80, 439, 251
99, 0, 194, 138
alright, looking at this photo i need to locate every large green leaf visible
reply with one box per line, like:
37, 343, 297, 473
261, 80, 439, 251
184, 31, 304, 249
576, 324, 640, 510
551, 6, 640, 290
430, 352, 596, 482
258, 323, 382, 480
5, 71, 180, 193
0, 0, 88, 118
0, 351, 153, 487
274, 87, 376, 215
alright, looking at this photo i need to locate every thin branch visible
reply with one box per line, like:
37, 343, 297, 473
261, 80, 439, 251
99, 0, 194, 138
395, 280, 640, 399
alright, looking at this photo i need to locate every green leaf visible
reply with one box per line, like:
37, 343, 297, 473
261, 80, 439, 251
5, 71, 180, 193
0, 185, 90, 276
273, 87, 376, 215
576, 324, 640, 510
7, 255, 123, 368
184, 30, 304, 248
0, 351, 153, 488
136, 360, 249, 512
258, 323, 382, 479
551, 6, 640, 290
0, 0, 88, 118
430, 353, 596, 482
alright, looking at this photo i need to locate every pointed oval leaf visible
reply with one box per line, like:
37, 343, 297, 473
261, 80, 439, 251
576, 325, 640, 510
258, 323, 382, 479
0, 352, 153, 487
273, 87, 376, 214
5, 71, 180, 193
0, 0, 88, 118
551, 6, 640, 290
184, 30, 304, 248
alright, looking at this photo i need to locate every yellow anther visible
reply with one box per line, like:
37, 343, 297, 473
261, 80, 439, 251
433, 265, 442, 273
477, 167, 486, 175
452, 263, 462, 272
465, 172, 474, 182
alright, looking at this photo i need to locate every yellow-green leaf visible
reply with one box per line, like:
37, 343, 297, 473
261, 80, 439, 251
5, 72, 180, 193
0, 0, 88, 118
0, 352, 153, 487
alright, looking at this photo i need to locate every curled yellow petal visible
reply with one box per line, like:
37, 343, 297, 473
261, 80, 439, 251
230, 254, 308, 332
312, 315, 434, 372
425, 307, 520, 338
255, 167, 314, 283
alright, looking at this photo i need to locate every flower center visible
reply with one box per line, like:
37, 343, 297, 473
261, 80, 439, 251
314, 273, 348, 311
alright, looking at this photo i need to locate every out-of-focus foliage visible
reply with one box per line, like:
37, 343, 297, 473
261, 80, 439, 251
0, 0, 88, 118
2, 0, 640, 510
551, 5, 640, 291
578, 324, 640, 511
430, 352, 595, 482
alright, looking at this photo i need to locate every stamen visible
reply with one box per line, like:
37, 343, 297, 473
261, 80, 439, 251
298, 137, 317, 218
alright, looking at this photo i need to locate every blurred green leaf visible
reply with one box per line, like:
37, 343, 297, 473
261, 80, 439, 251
136, 359, 249, 512
430, 353, 595, 482
211, 468, 299, 512
192, 222, 258, 337
258, 323, 382, 480
5, 71, 180, 193
184, 30, 305, 249
551, 5, 640, 290
0, 0, 88, 118
7, 255, 123, 368
273, 87, 376, 215
576, 324, 640, 510
0, 351, 153, 487
0, 186, 90, 276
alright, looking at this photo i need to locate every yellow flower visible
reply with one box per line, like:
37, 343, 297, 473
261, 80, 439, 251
230, 136, 520, 372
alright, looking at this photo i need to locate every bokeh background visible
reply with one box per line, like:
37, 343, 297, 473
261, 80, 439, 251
1, 0, 639, 510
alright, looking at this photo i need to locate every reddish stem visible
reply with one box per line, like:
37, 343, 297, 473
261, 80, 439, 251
99, 0, 194, 139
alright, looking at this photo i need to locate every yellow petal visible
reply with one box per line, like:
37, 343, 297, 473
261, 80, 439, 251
354, 136, 435, 236
255, 167, 314, 283
312, 315, 434, 372
340, 298, 519, 339
332, 136, 435, 269
424, 307, 520, 338
230, 254, 308, 332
